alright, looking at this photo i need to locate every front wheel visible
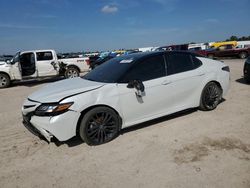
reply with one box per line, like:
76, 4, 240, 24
0, 73, 11, 88
79, 107, 121, 145
64, 67, 80, 78
199, 82, 222, 111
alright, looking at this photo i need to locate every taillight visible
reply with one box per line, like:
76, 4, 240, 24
222, 66, 230, 72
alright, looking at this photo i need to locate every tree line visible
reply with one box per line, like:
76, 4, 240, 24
226, 35, 250, 41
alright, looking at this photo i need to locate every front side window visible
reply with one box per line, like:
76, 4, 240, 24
167, 53, 194, 75
120, 55, 166, 82
36, 52, 53, 61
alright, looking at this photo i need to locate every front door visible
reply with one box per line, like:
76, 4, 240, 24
117, 54, 170, 127
19, 52, 37, 77
10, 53, 22, 80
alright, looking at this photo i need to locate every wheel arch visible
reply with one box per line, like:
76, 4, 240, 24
0, 71, 11, 78
67, 64, 81, 73
0, 71, 11, 81
211, 80, 223, 92
75, 104, 123, 136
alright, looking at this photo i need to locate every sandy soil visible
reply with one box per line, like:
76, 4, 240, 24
0, 59, 249, 188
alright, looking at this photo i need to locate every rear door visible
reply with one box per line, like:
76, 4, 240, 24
163, 52, 205, 109
36, 51, 58, 77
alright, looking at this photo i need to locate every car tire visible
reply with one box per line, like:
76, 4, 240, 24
207, 54, 214, 59
239, 52, 247, 59
244, 77, 250, 84
199, 82, 222, 111
79, 107, 121, 145
64, 67, 80, 78
0, 73, 11, 88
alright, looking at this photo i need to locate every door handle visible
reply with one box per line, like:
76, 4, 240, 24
162, 80, 171, 85
197, 73, 205, 76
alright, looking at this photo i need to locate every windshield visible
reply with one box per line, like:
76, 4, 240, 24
83, 54, 141, 83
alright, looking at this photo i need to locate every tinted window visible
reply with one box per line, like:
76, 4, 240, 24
84, 54, 140, 83
121, 55, 166, 82
167, 53, 193, 75
192, 56, 202, 69
225, 45, 233, 49
36, 52, 53, 61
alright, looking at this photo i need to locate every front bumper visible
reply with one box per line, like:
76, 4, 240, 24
23, 113, 53, 142
22, 99, 81, 142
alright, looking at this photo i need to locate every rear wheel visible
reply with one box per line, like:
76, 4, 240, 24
64, 67, 80, 78
79, 107, 121, 145
0, 73, 10, 88
239, 52, 247, 59
199, 82, 222, 111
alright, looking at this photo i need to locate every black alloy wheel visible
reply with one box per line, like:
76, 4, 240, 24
199, 82, 222, 111
79, 107, 120, 145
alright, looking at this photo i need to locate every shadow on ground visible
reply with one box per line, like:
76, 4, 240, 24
235, 78, 250, 85
11, 77, 64, 88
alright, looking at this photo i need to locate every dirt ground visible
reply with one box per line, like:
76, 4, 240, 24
0, 59, 249, 188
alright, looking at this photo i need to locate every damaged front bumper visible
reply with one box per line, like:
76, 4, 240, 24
22, 98, 81, 142
22, 113, 53, 142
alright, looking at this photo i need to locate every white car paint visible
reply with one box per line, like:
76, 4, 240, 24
188, 43, 209, 50
0, 49, 89, 85
236, 41, 250, 49
22, 54, 230, 142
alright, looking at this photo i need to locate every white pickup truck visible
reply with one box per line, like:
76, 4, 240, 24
0, 49, 90, 88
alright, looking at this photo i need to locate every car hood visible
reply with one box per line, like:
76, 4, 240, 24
0, 61, 6, 66
28, 78, 105, 103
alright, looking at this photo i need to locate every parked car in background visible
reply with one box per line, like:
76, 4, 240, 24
89, 52, 117, 69
194, 44, 250, 59
155, 44, 189, 51
236, 41, 250, 49
22, 51, 230, 145
0, 49, 89, 88
244, 56, 250, 83
0, 55, 13, 62
188, 43, 209, 50
210, 41, 237, 48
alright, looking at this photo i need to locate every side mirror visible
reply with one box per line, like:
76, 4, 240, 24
127, 80, 145, 97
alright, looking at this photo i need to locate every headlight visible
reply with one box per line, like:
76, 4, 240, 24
35, 102, 74, 116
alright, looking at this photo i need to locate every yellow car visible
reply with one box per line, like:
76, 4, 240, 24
210, 41, 237, 48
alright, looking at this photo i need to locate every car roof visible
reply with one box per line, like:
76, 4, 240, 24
124, 50, 195, 59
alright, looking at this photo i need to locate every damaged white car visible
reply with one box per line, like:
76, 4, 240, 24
22, 51, 230, 145
0, 49, 89, 88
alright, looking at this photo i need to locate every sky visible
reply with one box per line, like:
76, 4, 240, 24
0, 0, 250, 54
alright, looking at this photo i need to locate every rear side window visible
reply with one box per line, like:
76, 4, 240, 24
192, 56, 202, 69
167, 53, 194, 75
36, 52, 53, 61
121, 55, 166, 82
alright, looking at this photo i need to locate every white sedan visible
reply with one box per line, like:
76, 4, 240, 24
22, 51, 230, 145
